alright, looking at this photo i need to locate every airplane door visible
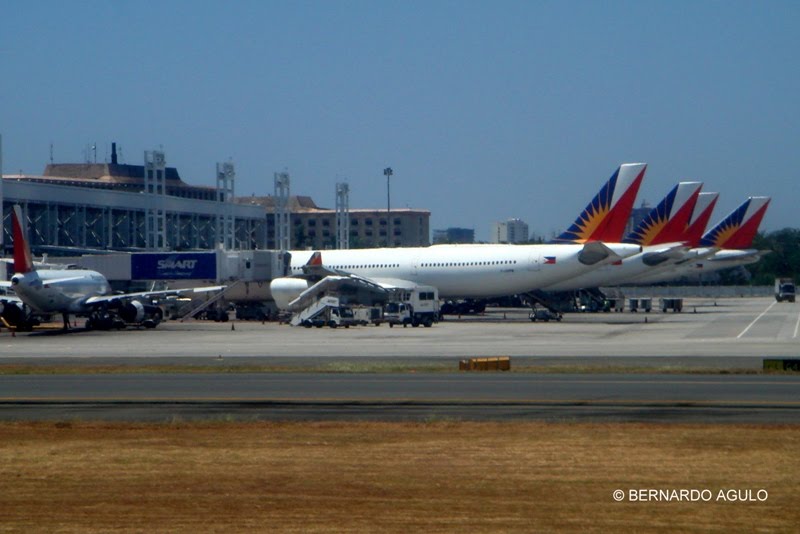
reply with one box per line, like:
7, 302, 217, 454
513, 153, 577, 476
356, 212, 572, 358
528, 252, 541, 271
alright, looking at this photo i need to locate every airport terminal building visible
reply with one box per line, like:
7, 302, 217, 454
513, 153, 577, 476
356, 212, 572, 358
1, 162, 266, 254
1, 153, 430, 256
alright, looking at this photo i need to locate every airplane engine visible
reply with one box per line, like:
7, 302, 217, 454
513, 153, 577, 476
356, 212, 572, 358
119, 300, 146, 323
270, 278, 310, 310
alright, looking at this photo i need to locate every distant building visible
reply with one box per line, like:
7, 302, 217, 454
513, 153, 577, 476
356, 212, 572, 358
432, 227, 474, 244
625, 200, 651, 237
239, 196, 430, 249
12, 159, 217, 200
491, 218, 529, 244
2, 156, 264, 252
2, 145, 430, 253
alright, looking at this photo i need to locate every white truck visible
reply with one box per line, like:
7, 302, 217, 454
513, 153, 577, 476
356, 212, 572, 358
302, 303, 359, 328
353, 306, 384, 326
384, 285, 440, 328
775, 278, 796, 303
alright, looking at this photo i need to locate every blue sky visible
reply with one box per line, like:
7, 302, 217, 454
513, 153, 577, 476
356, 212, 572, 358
2, 1, 798, 241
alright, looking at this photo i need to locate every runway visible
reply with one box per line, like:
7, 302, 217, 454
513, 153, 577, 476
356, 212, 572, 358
2, 373, 799, 423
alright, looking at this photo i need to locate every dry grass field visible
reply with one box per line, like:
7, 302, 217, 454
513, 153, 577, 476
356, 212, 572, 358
1, 421, 798, 533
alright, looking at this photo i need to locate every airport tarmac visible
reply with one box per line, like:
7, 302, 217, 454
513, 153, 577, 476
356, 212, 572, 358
1, 297, 798, 423
0, 297, 797, 361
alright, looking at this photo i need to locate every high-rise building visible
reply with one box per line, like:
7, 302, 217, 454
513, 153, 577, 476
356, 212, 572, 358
432, 227, 474, 244
625, 200, 651, 237
491, 218, 529, 244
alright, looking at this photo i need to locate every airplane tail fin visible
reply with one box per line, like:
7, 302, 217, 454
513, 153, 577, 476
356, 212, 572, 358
623, 181, 702, 246
11, 205, 35, 274
552, 163, 646, 244
699, 197, 771, 249
682, 192, 719, 248
301, 250, 337, 277
306, 251, 323, 267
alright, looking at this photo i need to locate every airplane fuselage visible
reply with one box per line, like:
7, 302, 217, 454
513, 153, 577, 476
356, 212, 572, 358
541, 252, 653, 291
288, 243, 641, 299
10, 269, 110, 314
631, 249, 760, 285
541, 244, 689, 291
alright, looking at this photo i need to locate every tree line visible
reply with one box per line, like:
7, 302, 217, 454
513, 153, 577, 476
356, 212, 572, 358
744, 228, 800, 285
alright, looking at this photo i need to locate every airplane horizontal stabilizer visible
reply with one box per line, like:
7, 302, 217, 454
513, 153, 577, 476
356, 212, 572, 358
641, 243, 691, 266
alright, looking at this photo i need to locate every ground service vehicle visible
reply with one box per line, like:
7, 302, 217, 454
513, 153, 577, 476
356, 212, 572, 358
303, 305, 358, 328
529, 308, 562, 322
234, 302, 277, 321
353, 306, 384, 326
775, 278, 796, 303
385, 286, 440, 328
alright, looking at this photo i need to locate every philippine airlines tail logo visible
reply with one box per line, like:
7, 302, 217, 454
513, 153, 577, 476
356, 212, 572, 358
306, 251, 323, 266
11, 205, 35, 274
623, 182, 702, 246
700, 197, 771, 249
682, 192, 719, 248
552, 163, 646, 244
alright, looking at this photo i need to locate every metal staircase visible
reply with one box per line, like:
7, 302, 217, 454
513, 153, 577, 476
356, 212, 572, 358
290, 295, 340, 326
521, 290, 571, 313
178, 280, 240, 321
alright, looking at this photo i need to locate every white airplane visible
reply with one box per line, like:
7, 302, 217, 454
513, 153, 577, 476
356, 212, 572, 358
540, 181, 704, 291
0, 205, 225, 331
271, 163, 648, 311
631, 196, 771, 284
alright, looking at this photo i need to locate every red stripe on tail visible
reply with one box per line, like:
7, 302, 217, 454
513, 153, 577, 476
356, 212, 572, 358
11, 205, 34, 274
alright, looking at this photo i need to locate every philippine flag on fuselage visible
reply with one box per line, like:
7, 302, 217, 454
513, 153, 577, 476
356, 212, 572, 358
544, 256, 556, 264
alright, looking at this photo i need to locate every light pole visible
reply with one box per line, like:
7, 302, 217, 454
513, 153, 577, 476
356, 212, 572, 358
384, 167, 393, 247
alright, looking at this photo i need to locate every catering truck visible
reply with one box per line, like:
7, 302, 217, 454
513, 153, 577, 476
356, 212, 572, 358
384, 285, 440, 328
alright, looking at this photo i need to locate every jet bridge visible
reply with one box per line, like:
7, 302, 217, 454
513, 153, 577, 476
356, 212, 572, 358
33, 250, 289, 318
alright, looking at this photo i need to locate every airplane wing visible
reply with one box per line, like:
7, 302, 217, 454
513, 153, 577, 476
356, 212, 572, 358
38, 276, 91, 286
705, 249, 766, 263
1, 257, 75, 269
0, 292, 23, 304
84, 285, 226, 306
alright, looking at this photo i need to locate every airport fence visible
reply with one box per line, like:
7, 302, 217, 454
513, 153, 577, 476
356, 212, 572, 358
603, 285, 773, 298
